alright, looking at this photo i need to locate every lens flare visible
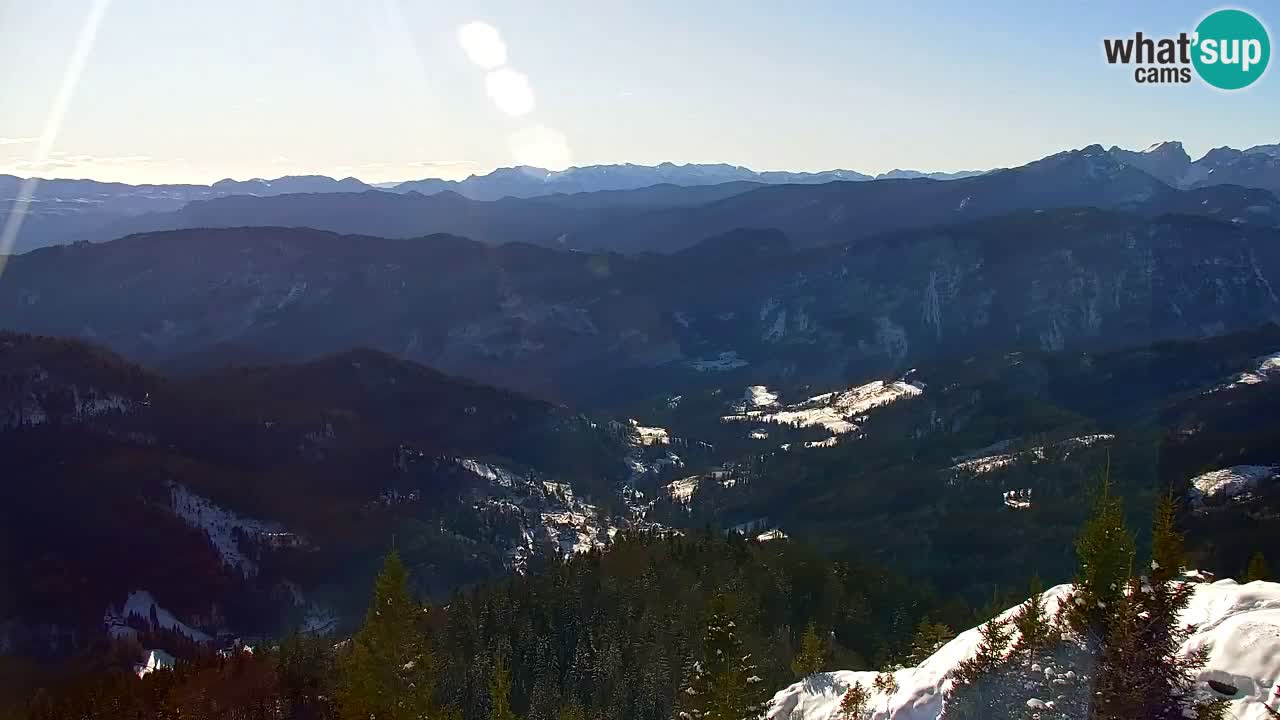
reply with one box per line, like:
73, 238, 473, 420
457, 21, 507, 70
486, 68, 536, 116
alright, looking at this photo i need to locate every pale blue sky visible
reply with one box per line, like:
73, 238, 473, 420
0, 0, 1276, 184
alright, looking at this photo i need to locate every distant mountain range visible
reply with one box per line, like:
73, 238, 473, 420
30, 144, 1278, 257
0, 143, 1206, 251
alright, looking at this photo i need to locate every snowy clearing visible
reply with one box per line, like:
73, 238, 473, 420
723, 379, 922, 445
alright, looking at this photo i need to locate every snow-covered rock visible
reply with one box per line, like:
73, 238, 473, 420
768, 579, 1280, 720
1188, 465, 1279, 507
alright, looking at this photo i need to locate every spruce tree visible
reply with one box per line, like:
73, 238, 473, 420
1009, 576, 1057, 665
337, 550, 438, 720
790, 622, 827, 679
677, 593, 768, 720
836, 681, 869, 720
1246, 551, 1270, 582
1093, 495, 1226, 720
1067, 467, 1133, 643
489, 655, 517, 720
952, 617, 1011, 686
907, 618, 954, 665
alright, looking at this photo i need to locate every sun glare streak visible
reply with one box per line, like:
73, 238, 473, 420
0, 0, 112, 278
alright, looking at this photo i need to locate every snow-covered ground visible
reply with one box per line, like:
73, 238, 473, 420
947, 434, 1115, 477
769, 578, 1280, 720
1212, 350, 1280, 391
104, 589, 210, 643
723, 378, 922, 445
745, 385, 780, 409
169, 483, 296, 577
1188, 465, 1279, 507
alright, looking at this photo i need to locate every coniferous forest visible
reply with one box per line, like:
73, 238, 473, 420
7, 473, 1239, 720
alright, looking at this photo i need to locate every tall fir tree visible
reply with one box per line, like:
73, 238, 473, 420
951, 617, 1011, 686
790, 622, 828, 679
1067, 466, 1134, 643
489, 655, 517, 720
1092, 495, 1226, 720
1009, 576, 1058, 665
677, 593, 768, 720
337, 550, 439, 720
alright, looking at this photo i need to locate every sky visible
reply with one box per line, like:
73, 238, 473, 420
1, 0, 1277, 185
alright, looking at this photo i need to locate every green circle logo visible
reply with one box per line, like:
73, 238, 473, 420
1192, 9, 1270, 89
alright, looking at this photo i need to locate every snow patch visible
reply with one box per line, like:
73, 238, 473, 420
948, 434, 1115, 476
745, 385, 780, 408
724, 378, 922, 445
459, 458, 524, 488
1212, 350, 1280, 392
667, 476, 701, 503
629, 419, 671, 446
105, 590, 210, 643
169, 484, 295, 577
